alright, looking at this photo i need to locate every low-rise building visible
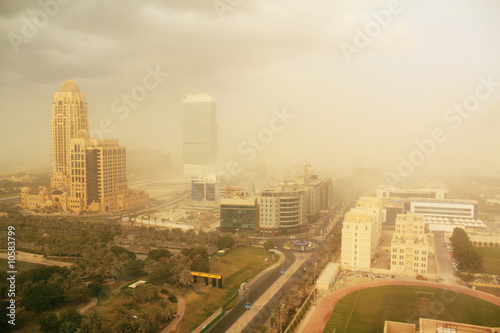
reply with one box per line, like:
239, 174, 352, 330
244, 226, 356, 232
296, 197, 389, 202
377, 185, 448, 199
405, 198, 478, 219
315, 262, 340, 295
390, 213, 429, 275
219, 197, 258, 234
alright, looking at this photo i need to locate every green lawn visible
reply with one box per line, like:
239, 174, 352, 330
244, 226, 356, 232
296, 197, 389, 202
178, 246, 278, 332
324, 286, 500, 333
475, 247, 500, 275
210, 246, 278, 289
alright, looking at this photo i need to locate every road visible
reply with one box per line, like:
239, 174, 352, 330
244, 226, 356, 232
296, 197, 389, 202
434, 232, 457, 283
207, 247, 296, 332
217, 197, 352, 332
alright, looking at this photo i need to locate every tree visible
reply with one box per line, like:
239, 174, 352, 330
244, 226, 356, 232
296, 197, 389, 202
122, 288, 135, 307
110, 245, 136, 260
113, 320, 140, 333
133, 283, 157, 304
181, 247, 209, 272
155, 299, 173, 324
236, 234, 250, 247
123, 260, 146, 278
147, 249, 171, 261
263, 241, 274, 252
38, 313, 60, 333
58, 308, 84, 333
114, 306, 132, 322
254, 324, 269, 333
137, 311, 156, 333
178, 268, 193, 289
21, 282, 65, 313
80, 311, 102, 333
217, 234, 235, 250
147, 262, 175, 285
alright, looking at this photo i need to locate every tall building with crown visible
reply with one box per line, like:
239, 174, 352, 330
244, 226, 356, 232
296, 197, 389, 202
21, 80, 149, 213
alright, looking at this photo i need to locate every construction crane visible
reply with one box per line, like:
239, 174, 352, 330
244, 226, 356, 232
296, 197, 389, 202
293, 160, 311, 179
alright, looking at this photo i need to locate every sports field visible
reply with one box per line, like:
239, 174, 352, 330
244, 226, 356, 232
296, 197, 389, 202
323, 285, 500, 333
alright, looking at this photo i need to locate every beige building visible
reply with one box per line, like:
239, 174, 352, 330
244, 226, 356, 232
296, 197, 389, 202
298, 177, 334, 216
51, 80, 89, 190
390, 213, 429, 275
257, 182, 306, 236
341, 202, 382, 271
21, 80, 149, 213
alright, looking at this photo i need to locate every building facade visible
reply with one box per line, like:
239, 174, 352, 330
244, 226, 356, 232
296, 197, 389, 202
390, 213, 429, 275
182, 93, 218, 176
219, 197, 258, 234
191, 176, 219, 202
377, 185, 448, 199
257, 183, 306, 236
340, 203, 382, 271
21, 80, 149, 213
405, 198, 478, 219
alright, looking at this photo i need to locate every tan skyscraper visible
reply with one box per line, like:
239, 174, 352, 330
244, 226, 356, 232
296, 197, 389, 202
21, 80, 148, 213
51, 80, 89, 190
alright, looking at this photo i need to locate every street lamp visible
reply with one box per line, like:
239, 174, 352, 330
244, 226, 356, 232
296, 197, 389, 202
278, 302, 285, 333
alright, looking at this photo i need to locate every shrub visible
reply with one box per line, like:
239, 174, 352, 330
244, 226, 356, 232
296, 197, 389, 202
87, 281, 103, 297
160, 288, 170, 295
168, 295, 177, 303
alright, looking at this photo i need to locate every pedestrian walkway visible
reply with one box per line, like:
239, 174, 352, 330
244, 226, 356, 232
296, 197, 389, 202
78, 297, 98, 314
226, 252, 311, 333
160, 293, 186, 332
0, 250, 74, 267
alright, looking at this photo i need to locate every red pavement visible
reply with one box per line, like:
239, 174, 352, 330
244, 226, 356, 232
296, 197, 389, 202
304, 279, 500, 333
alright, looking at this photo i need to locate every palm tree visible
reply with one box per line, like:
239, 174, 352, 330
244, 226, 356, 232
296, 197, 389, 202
138, 311, 156, 333
113, 320, 140, 333
113, 306, 132, 322
269, 315, 277, 333
155, 299, 173, 324
122, 288, 134, 307
254, 324, 269, 333
111, 260, 125, 280
178, 268, 193, 289
80, 311, 102, 333
134, 283, 157, 304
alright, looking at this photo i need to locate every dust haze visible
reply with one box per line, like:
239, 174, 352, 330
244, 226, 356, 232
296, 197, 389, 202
1, 0, 499, 179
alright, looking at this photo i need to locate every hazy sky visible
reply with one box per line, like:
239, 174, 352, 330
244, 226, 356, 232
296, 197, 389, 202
1, 0, 499, 178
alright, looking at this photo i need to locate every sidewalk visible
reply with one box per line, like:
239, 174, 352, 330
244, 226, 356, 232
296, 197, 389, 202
161, 295, 186, 333
226, 252, 311, 333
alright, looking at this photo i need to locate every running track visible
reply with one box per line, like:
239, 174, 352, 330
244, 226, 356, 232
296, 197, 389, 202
302, 279, 500, 333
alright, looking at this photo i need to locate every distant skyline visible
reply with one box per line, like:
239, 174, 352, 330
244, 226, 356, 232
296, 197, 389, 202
1, 0, 499, 177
